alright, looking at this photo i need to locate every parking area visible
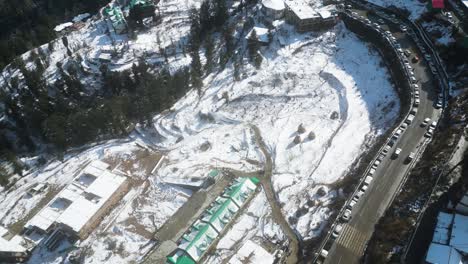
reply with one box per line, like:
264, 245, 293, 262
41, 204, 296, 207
315, 3, 446, 264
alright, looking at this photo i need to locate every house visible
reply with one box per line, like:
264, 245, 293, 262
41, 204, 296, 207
246, 26, 271, 45
0, 227, 31, 263
261, 0, 286, 20
24, 161, 129, 250
284, 0, 338, 32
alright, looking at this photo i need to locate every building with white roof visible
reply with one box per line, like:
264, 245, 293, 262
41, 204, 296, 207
284, 0, 338, 32
246, 26, 271, 45
228, 240, 275, 264
0, 226, 29, 262
24, 161, 129, 246
262, 0, 286, 20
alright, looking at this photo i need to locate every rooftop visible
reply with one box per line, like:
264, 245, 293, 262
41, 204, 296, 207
0, 226, 27, 253
450, 214, 468, 254
432, 212, 454, 244
426, 243, 463, 264
262, 0, 285, 11
26, 161, 127, 234
284, 0, 319, 20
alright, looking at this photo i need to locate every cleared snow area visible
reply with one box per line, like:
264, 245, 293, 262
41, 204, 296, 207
143, 22, 399, 239
366, 0, 427, 20
204, 191, 285, 263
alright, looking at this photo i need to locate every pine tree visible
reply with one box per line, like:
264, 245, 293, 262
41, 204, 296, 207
204, 35, 215, 73
233, 54, 241, 81
248, 29, 262, 68
214, 0, 228, 28
190, 49, 203, 93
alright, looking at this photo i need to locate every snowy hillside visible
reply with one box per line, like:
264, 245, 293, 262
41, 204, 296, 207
142, 21, 399, 240
0, 0, 402, 263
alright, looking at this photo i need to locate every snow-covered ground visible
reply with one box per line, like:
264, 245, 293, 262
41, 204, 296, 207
367, 0, 427, 20
144, 21, 399, 239
0, 0, 402, 262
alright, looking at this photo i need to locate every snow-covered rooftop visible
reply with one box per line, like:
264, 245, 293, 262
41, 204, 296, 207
26, 160, 127, 234
284, 0, 318, 20
246, 26, 270, 43
0, 226, 27, 252
463, 1, 468, 8
450, 214, 468, 254
426, 243, 463, 264
228, 240, 275, 264
262, 0, 285, 11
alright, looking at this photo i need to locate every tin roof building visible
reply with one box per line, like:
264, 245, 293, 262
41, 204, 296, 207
167, 177, 260, 264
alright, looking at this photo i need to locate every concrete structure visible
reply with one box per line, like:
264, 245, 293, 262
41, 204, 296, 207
261, 0, 286, 20
167, 177, 259, 264
0, 227, 30, 263
24, 161, 129, 250
284, 0, 338, 32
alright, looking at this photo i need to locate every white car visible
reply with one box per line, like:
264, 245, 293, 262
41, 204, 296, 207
435, 100, 443, 109
430, 121, 437, 129
393, 148, 402, 158
332, 224, 343, 238
342, 209, 352, 221
414, 98, 420, 106
421, 118, 431, 127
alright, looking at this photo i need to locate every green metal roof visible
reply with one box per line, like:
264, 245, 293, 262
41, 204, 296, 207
167, 253, 195, 264
208, 169, 219, 178
223, 177, 258, 206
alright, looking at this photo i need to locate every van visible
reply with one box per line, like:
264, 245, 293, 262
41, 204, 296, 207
405, 114, 415, 124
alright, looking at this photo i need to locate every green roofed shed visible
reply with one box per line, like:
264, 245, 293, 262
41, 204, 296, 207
222, 177, 258, 207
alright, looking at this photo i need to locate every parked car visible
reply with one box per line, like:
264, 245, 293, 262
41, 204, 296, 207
435, 99, 443, 109
412, 55, 419, 63
414, 98, 420, 106
332, 225, 343, 238
430, 121, 437, 129
342, 209, 352, 221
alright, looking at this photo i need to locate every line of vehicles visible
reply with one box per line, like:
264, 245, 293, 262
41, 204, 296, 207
318, 7, 443, 261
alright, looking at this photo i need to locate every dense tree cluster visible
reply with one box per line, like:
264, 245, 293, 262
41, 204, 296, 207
0, 57, 190, 158
0, 0, 110, 69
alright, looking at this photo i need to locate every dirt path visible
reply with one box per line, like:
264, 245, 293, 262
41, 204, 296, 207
251, 125, 301, 264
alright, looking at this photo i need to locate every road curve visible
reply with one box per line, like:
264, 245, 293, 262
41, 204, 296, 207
319, 3, 445, 264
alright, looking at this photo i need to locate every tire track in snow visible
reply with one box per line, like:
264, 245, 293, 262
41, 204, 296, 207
307, 71, 350, 180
